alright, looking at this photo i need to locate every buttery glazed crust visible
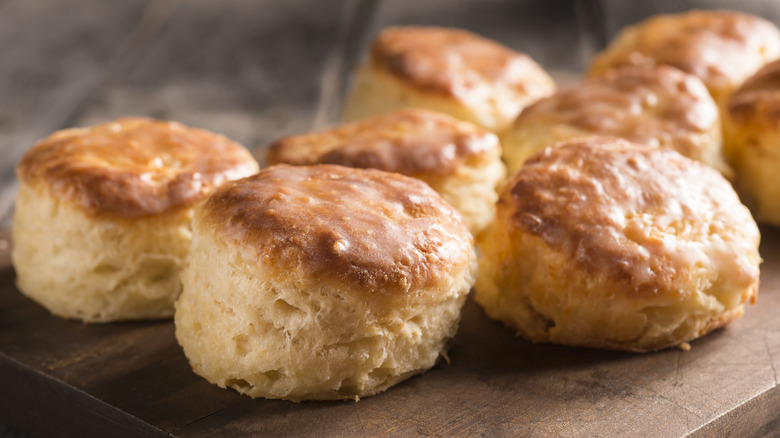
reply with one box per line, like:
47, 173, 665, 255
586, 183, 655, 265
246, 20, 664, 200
507, 137, 756, 296
371, 26, 555, 107
518, 66, 718, 157
268, 109, 500, 175
589, 10, 780, 103
200, 164, 473, 295
17, 117, 259, 217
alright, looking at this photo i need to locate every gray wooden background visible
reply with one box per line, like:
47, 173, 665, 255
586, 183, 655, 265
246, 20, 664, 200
2, 1, 780, 437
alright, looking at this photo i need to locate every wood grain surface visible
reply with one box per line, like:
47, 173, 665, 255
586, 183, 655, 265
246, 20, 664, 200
1, 0, 779, 436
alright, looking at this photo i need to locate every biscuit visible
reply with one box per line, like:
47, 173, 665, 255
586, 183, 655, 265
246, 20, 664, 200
502, 66, 729, 176
725, 59, 780, 225
475, 137, 760, 352
268, 109, 505, 235
342, 26, 556, 132
12, 117, 259, 322
589, 10, 780, 108
174, 164, 477, 401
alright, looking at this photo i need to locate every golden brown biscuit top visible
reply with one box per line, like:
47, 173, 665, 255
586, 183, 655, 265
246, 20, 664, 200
502, 137, 759, 296
728, 59, 780, 125
17, 117, 259, 217
371, 26, 555, 104
201, 164, 473, 296
267, 109, 500, 175
589, 10, 780, 96
517, 66, 718, 157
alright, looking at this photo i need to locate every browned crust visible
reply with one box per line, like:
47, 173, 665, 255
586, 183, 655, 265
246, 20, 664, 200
17, 117, 259, 218
589, 10, 780, 96
267, 109, 500, 176
728, 59, 780, 126
516, 66, 718, 158
200, 164, 473, 295
370, 26, 554, 101
502, 137, 757, 297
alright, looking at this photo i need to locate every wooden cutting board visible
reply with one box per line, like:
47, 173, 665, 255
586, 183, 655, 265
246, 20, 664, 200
0, 226, 778, 437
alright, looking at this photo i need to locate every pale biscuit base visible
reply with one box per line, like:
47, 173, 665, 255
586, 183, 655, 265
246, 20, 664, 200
12, 183, 192, 322
428, 158, 506, 236
477, 227, 752, 352
728, 130, 780, 226
342, 66, 515, 131
724, 59, 780, 226
175, 218, 476, 401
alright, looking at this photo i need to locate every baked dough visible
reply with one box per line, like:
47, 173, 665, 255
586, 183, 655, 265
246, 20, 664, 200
589, 10, 780, 108
342, 26, 556, 132
268, 109, 505, 235
12, 117, 259, 322
725, 59, 780, 225
502, 66, 729, 176
475, 137, 760, 352
174, 164, 477, 401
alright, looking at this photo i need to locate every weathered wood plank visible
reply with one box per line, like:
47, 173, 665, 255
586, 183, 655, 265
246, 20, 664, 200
0, 0, 361, 228
0, 354, 167, 438
314, 0, 381, 130
0, 0, 175, 229
71, 0, 362, 167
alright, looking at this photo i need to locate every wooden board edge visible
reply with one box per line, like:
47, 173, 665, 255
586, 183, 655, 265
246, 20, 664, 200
0, 352, 168, 438
686, 383, 780, 438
